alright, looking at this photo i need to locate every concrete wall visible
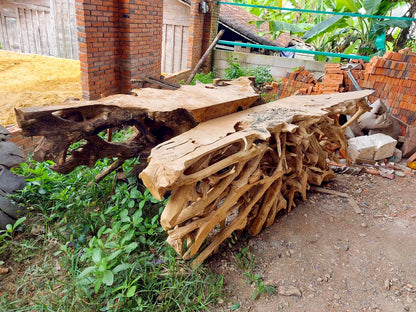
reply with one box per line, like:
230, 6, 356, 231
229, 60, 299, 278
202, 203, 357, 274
213, 50, 326, 80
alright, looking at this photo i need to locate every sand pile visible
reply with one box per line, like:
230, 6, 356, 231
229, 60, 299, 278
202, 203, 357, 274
0, 50, 82, 126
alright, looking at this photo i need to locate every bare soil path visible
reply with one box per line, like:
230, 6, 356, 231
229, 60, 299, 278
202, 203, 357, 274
209, 172, 416, 312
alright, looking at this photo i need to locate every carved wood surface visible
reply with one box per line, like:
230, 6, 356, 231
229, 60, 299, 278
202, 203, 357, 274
140, 90, 373, 266
15, 77, 259, 173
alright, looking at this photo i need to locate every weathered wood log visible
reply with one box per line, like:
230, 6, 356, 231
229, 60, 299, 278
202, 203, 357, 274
15, 77, 259, 174
140, 90, 373, 266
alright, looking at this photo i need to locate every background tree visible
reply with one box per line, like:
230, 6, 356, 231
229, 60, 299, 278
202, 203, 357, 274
233, 0, 414, 58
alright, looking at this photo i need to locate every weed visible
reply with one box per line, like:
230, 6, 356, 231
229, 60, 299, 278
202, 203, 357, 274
235, 246, 275, 300
0, 216, 26, 255
190, 71, 215, 85
235, 246, 255, 272
224, 56, 274, 86
243, 272, 276, 300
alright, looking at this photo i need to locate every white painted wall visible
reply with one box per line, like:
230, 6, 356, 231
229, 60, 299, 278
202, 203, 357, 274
213, 50, 326, 80
163, 0, 190, 26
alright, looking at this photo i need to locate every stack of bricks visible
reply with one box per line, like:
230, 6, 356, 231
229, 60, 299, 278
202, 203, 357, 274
264, 67, 316, 99
264, 64, 346, 99
264, 49, 416, 125
6, 125, 41, 156
354, 48, 416, 125
320, 64, 345, 94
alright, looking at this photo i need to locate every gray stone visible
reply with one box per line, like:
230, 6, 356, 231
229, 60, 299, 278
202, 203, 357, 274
0, 210, 16, 230
0, 125, 10, 141
0, 196, 24, 220
277, 285, 302, 297
0, 165, 26, 194
0, 141, 24, 168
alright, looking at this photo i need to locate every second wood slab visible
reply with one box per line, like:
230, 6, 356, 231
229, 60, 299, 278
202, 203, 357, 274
140, 90, 373, 267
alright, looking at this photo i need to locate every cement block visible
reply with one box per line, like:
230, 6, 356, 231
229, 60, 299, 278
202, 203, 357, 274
348, 136, 376, 161
370, 133, 397, 160
245, 53, 274, 66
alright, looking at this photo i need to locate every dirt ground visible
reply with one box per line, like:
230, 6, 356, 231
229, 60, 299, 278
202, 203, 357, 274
0, 51, 81, 126
209, 172, 416, 312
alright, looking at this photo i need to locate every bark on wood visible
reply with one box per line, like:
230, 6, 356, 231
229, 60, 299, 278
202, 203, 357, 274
15, 77, 259, 174
140, 90, 373, 266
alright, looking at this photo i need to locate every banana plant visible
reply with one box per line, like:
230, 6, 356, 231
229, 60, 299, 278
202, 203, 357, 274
231, 0, 412, 57
302, 0, 411, 55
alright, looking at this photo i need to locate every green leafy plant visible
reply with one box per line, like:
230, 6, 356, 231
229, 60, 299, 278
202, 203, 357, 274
224, 56, 274, 85
233, 0, 413, 57
5, 154, 224, 311
244, 272, 276, 300
0, 216, 26, 255
191, 71, 215, 85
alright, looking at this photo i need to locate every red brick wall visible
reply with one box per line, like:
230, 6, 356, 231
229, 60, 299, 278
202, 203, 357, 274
76, 0, 120, 100
201, 1, 219, 72
76, 0, 163, 100
187, 0, 219, 72
119, 0, 163, 92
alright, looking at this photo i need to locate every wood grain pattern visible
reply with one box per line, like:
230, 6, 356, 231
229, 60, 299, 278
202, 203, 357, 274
15, 77, 260, 174
140, 90, 373, 266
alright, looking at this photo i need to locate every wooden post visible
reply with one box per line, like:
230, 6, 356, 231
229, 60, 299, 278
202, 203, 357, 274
185, 29, 224, 84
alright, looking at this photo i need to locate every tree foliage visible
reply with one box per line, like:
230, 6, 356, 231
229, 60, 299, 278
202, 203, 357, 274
232, 0, 414, 58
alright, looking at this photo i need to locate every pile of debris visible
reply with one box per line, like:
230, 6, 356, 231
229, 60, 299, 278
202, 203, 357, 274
264, 48, 416, 126
264, 49, 416, 180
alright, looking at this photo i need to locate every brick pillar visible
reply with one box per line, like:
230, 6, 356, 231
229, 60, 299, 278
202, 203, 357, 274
76, 0, 163, 100
76, 0, 120, 100
119, 0, 163, 92
187, 0, 219, 72
202, 1, 219, 73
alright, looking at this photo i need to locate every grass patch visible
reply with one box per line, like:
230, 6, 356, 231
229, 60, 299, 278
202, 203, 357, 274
1, 157, 224, 311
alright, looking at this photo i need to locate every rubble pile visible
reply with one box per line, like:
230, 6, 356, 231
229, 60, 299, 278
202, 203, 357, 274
265, 48, 416, 126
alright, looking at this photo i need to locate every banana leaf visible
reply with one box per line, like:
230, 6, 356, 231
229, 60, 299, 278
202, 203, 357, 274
363, 0, 382, 15
302, 15, 344, 40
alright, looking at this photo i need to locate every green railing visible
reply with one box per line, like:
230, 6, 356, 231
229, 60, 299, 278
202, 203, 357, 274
217, 40, 371, 61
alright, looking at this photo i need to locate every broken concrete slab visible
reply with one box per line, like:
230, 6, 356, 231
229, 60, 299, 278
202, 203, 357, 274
357, 100, 401, 140
0, 141, 24, 168
348, 133, 397, 162
348, 135, 375, 161
371, 133, 397, 160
